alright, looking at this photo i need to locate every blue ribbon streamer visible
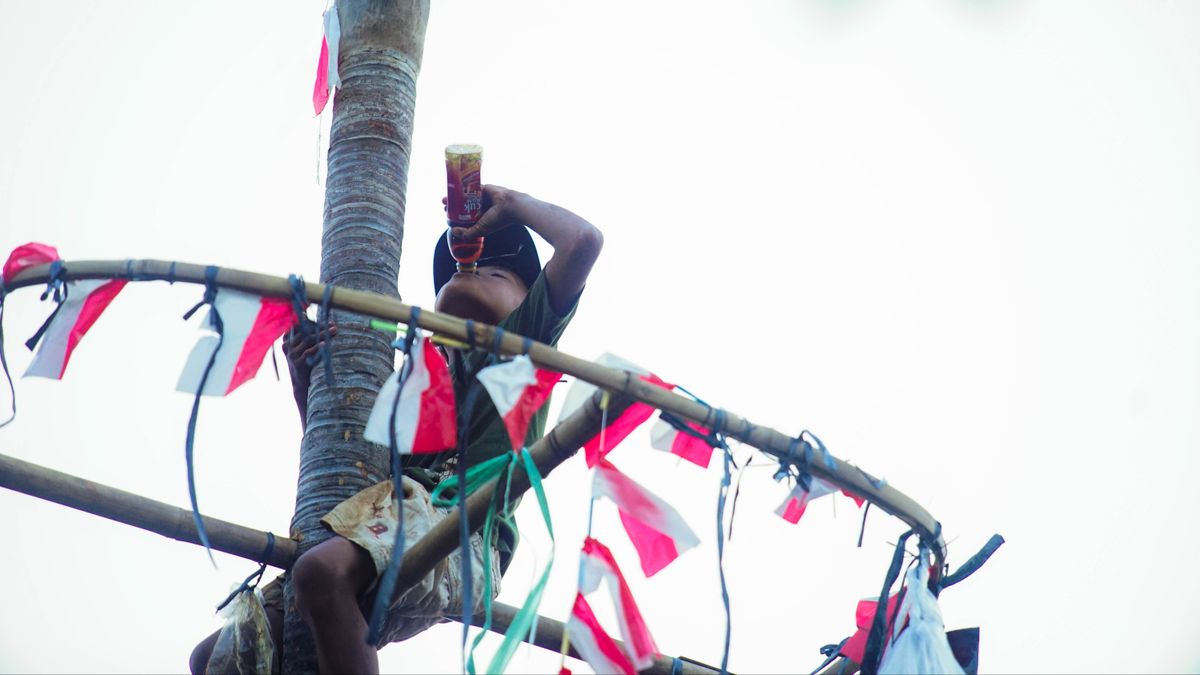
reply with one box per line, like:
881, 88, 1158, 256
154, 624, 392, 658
365, 308, 421, 646
182, 266, 222, 567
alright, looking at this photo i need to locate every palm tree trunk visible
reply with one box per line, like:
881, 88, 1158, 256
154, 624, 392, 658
284, 2, 430, 671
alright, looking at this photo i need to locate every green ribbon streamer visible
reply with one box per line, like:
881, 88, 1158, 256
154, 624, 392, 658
430, 453, 513, 508
428, 448, 554, 674
484, 447, 555, 675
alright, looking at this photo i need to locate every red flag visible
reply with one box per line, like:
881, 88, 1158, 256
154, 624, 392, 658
3, 242, 59, 283
176, 290, 296, 395
364, 334, 457, 454
774, 476, 839, 524
649, 416, 714, 468
476, 355, 561, 451
582, 373, 672, 468
312, 5, 342, 115
593, 458, 699, 576
579, 537, 659, 669
566, 593, 636, 675
26, 279, 127, 379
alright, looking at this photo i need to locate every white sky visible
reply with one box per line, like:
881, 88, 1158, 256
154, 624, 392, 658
1, 1, 1198, 673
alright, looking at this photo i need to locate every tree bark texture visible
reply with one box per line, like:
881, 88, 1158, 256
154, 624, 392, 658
284, 2, 430, 672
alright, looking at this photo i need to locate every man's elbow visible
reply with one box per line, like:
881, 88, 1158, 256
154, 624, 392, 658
576, 224, 604, 263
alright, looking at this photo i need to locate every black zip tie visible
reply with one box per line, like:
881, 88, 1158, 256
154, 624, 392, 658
166, 261, 178, 285
727, 456, 749, 541
367, 307, 421, 645
659, 410, 722, 448
312, 282, 336, 385
270, 341, 281, 381
214, 532, 276, 612
287, 275, 312, 334
802, 429, 837, 472
715, 424, 734, 675
935, 534, 1005, 596
0, 285, 16, 429
464, 319, 477, 350
124, 259, 134, 279
491, 326, 506, 356
456, 383, 485, 663
856, 502, 872, 548
25, 262, 69, 352
810, 637, 850, 675
861, 529, 915, 675
183, 265, 222, 567
774, 436, 803, 482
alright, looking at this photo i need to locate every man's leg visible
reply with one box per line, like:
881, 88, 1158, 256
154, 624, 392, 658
292, 536, 379, 675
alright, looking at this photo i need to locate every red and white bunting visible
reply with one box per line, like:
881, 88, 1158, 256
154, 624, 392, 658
25, 279, 127, 379
774, 476, 839, 524
176, 289, 296, 396
579, 537, 658, 670
3, 242, 59, 283
593, 458, 699, 577
566, 593, 637, 675
476, 355, 561, 451
364, 333, 457, 454
649, 416, 714, 468
312, 2, 342, 115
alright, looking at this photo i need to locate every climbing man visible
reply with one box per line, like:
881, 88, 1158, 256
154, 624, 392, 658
190, 184, 602, 674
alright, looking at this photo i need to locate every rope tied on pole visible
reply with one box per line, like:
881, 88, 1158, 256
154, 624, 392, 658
215, 532, 277, 612
181, 265, 223, 567
313, 281, 335, 385
24, 260, 69, 352
366, 306, 421, 645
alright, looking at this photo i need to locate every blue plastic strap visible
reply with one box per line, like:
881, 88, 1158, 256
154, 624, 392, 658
214, 532, 275, 612
710, 439, 729, 667
183, 265, 222, 567
365, 308, 422, 645
861, 530, 915, 675
315, 282, 335, 384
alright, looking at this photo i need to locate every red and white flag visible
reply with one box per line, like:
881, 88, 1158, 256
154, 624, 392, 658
312, 2, 342, 115
25, 279, 127, 379
566, 593, 637, 675
364, 333, 457, 454
476, 355, 561, 452
556, 353, 673, 466
774, 476, 839, 524
176, 289, 296, 396
649, 416, 714, 468
593, 458, 699, 576
3, 242, 59, 283
579, 537, 658, 670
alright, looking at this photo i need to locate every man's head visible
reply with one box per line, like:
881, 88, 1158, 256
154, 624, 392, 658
433, 225, 541, 324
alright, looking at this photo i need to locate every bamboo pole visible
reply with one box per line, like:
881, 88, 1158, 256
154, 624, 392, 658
4, 259, 948, 571
0, 392, 720, 674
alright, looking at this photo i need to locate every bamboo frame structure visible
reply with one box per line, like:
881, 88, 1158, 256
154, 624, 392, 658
1, 258, 954, 674
4, 259, 948, 570
0, 391, 716, 675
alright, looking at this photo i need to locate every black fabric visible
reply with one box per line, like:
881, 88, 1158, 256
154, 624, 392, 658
947, 627, 980, 675
432, 225, 541, 295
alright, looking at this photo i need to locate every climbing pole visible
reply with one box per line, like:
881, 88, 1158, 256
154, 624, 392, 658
0, 253, 1003, 674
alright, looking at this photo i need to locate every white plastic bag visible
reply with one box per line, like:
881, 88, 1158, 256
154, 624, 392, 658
206, 587, 274, 675
878, 549, 964, 675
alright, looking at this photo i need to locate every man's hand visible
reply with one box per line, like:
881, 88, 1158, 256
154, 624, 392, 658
284, 319, 337, 430
447, 185, 603, 314
447, 185, 527, 242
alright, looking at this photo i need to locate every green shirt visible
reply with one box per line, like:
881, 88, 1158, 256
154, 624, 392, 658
403, 271, 577, 569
